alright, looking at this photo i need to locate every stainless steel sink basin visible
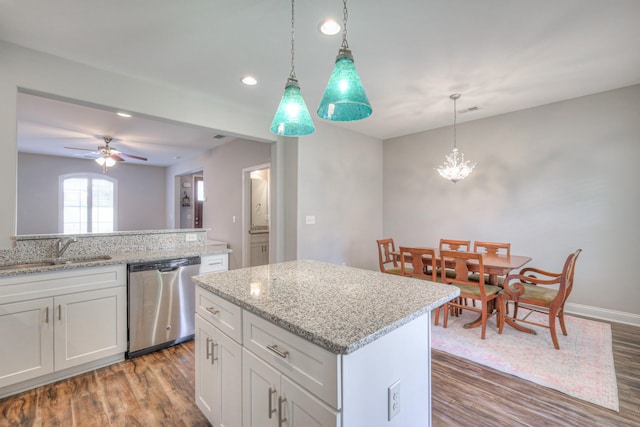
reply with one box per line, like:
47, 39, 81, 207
0, 261, 56, 271
60, 255, 113, 264
0, 255, 112, 271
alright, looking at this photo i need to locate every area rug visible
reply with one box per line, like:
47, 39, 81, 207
431, 310, 619, 411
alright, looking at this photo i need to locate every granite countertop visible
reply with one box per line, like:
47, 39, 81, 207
0, 246, 231, 278
193, 259, 459, 355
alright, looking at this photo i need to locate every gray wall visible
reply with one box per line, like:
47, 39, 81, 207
204, 139, 272, 269
297, 121, 384, 271
383, 85, 640, 321
17, 153, 167, 234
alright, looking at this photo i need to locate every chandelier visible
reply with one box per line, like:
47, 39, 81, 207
436, 94, 476, 183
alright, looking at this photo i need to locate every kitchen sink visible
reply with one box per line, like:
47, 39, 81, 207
0, 255, 112, 271
0, 260, 57, 271
60, 255, 113, 264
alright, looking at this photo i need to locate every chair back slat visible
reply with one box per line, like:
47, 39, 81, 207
474, 241, 511, 257
440, 239, 471, 252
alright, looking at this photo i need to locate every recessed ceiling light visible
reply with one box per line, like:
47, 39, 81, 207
319, 19, 340, 35
116, 112, 132, 118
241, 76, 258, 86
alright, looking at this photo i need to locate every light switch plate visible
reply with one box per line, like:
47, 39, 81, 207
185, 233, 197, 242
305, 215, 316, 225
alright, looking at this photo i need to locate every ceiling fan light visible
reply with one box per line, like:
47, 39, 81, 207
317, 50, 372, 122
105, 157, 116, 167
95, 157, 106, 166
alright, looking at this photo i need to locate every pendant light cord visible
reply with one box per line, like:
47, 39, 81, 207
453, 96, 457, 149
289, 0, 296, 79
341, 0, 349, 49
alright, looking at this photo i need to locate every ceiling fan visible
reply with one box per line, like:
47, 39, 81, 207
65, 136, 148, 173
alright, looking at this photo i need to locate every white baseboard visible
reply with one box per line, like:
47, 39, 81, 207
565, 302, 640, 327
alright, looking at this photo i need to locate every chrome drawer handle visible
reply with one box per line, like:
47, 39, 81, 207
208, 260, 223, 266
268, 387, 277, 419
205, 338, 213, 361
278, 396, 287, 427
267, 344, 289, 359
206, 306, 220, 316
211, 342, 218, 365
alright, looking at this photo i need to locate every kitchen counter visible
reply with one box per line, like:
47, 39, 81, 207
0, 246, 231, 278
193, 259, 459, 354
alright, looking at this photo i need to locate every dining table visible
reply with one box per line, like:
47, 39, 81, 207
392, 248, 532, 330
392, 248, 531, 286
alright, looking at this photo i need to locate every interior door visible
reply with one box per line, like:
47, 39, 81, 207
194, 176, 204, 228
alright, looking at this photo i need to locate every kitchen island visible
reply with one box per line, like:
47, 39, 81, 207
193, 259, 459, 427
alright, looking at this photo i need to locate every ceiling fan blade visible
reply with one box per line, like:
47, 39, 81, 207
65, 146, 96, 152
120, 153, 148, 161
110, 153, 125, 162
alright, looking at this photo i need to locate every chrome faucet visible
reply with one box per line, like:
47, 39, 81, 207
55, 237, 78, 258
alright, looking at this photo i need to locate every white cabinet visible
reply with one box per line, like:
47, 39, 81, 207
200, 253, 229, 274
195, 284, 431, 426
0, 298, 54, 388
54, 287, 127, 371
243, 310, 340, 408
243, 349, 339, 427
250, 233, 269, 266
195, 314, 242, 427
196, 287, 340, 427
0, 265, 127, 395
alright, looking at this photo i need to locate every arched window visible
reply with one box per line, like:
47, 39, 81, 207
59, 173, 118, 234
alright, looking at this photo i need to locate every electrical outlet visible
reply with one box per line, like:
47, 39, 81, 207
185, 233, 197, 242
388, 380, 401, 420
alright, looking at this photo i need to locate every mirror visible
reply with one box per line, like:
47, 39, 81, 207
16, 91, 234, 235
250, 168, 270, 231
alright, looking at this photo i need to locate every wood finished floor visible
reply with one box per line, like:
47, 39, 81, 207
0, 319, 638, 427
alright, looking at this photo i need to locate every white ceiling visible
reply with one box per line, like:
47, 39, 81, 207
2, 0, 639, 165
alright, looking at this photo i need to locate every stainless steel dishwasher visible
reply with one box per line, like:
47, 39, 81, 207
127, 256, 201, 358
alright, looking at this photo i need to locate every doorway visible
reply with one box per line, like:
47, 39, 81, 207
242, 164, 270, 267
178, 171, 204, 229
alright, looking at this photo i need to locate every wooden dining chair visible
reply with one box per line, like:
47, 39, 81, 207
398, 246, 445, 325
376, 238, 412, 276
470, 241, 512, 285
498, 249, 582, 350
439, 239, 471, 280
440, 250, 502, 339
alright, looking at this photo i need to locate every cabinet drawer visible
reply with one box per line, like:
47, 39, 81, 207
200, 254, 228, 274
243, 310, 341, 409
195, 286, 241, 344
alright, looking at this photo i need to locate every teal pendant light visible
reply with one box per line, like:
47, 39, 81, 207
317, 0, 372, 122
270, 0, 315, 136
